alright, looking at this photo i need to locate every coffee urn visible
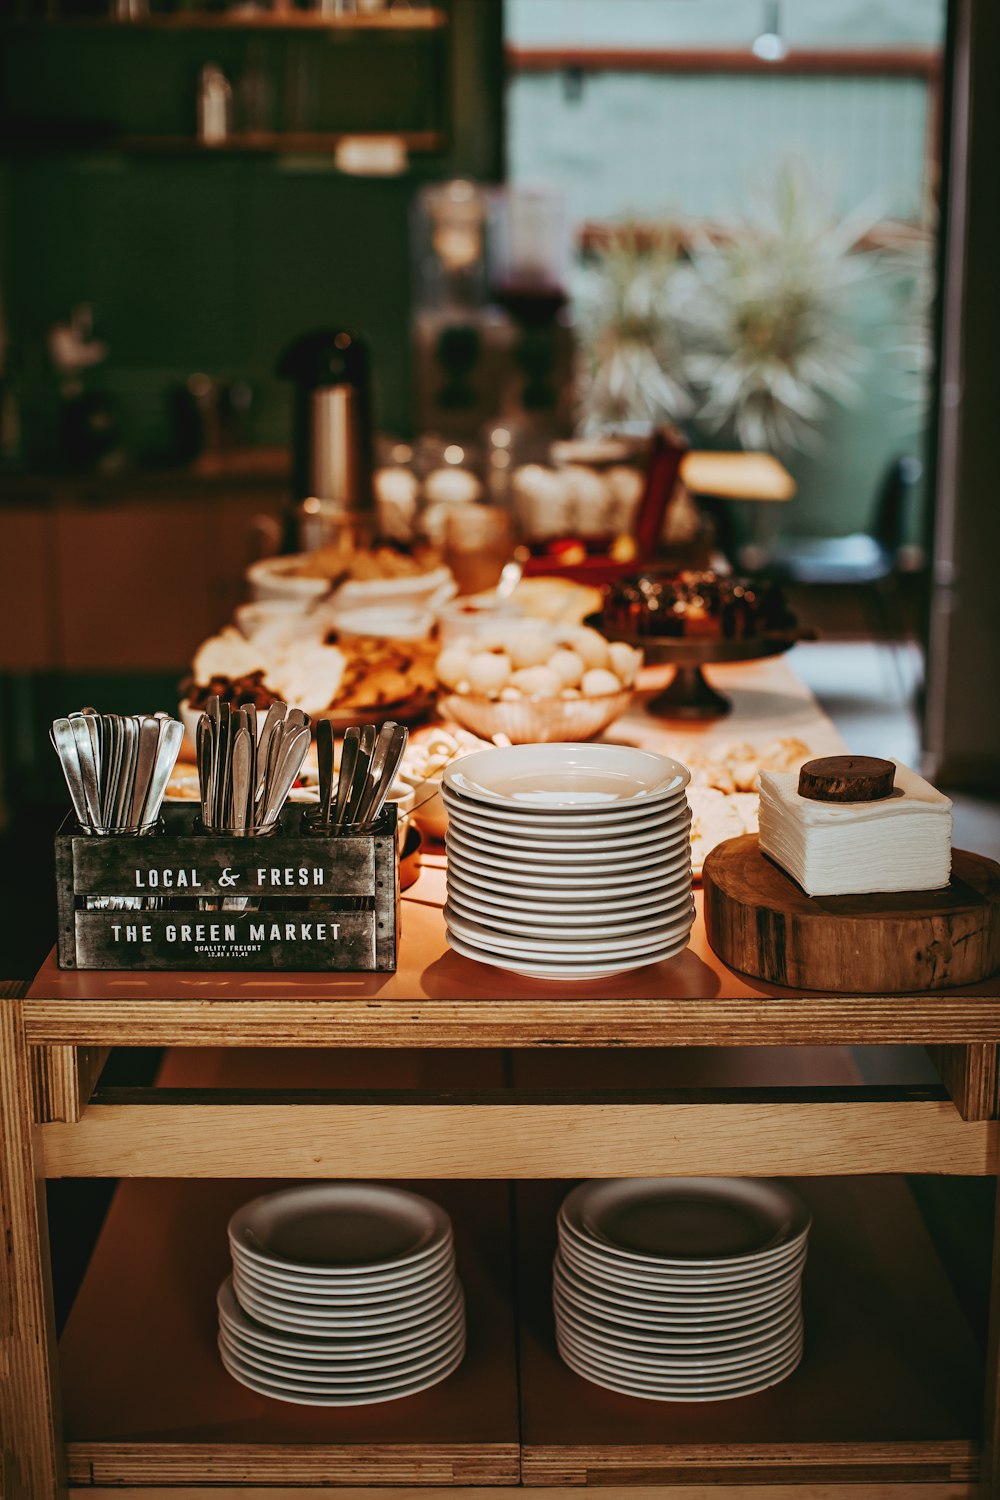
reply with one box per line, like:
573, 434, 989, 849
277, 328, 374, 514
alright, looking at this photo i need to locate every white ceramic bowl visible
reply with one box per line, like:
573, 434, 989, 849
246, 554, 334, 607
334, 565, 456, 611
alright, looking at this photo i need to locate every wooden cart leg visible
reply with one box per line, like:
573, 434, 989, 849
982, 1168, 1000, 1499
928, 1044, 1000, 1121
0, 989, 65, 1499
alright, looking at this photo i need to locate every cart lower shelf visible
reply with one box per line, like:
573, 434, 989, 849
58, 1170, 982, 1490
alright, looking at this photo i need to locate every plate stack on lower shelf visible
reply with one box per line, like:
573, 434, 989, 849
441, 744, 695, 981
218, 1183, 466, 1406
553, 1178, 810, 1402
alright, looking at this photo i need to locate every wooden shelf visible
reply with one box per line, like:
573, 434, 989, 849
53, 1155, 986, 1488
0, 129, 447, 156
516, 1177, 983, 1489
41, 1040, 994, 1181
121, 129, 446, 153
58, 1176, 519, 1488
2, 6, 447, 30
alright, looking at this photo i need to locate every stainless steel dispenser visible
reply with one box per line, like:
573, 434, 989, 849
277, 328, 374, 513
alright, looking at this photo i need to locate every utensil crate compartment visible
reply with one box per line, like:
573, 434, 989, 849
54, 803, 400, 972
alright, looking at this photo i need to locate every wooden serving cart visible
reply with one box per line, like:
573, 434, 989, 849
3, 657, 999, 1499
3, 871, 1000, 1500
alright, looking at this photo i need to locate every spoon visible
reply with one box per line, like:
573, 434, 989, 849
70, 716, 103, 830
141, 718, 183, 829
255, 701, 287, 804
51, 718, 91, 829
333, 726, 361, 829
128, 717, 162, 831
355, 722, 409, 829
259, 724, 311, 830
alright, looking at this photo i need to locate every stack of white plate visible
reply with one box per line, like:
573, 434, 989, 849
441, 744, 694, 981
218, 1183, 465, 1406
554, 1178, 810, 1402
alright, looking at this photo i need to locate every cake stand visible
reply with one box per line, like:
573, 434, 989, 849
588, 618, 800, 720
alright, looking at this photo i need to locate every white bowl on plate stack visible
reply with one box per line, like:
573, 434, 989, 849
218, 1183, 465, 1406
554, 1178, 810, 1402
440, 743, 694, 981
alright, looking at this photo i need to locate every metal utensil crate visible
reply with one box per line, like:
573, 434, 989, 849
54, 803, 400, 971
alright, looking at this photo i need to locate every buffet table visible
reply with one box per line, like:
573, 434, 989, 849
2, 655, 999, 1499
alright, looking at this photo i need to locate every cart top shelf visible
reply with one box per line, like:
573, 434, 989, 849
17, 654, 1000, 1049
21, 888, 1000, 1049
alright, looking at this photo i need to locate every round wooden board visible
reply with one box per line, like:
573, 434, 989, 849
703, 835, 1000, 994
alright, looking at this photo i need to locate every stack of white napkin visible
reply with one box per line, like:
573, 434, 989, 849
758, 760, 953, 897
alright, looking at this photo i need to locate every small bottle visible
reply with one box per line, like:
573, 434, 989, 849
198, 64, 233, 148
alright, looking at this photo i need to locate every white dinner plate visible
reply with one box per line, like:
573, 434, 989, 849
232, 1257, 455, 1311
557, 1211, 809, 1281
219, 1333, 465, 1407
219, 1323, 466, 1390
553, 1282, 800, 1337
554, 1266, 797, 1326
444, 891, 692, 943
554, 1254, 803, 1314
561, 1179, 811, 1268
234, 1276, 460, 1336
443, 820, 692, 862
445, 927, 691, 981
446, 840, 692, 887
444, 906, 694, 959
444, 811, 692, 860
228, 1183, 452, 1277
557, 1318, 803, 1378
556, 1311, 803, 1373
230, 1235, 455, 1296
445, 867, 692, 921
443, 794, 691, 836
223, 1292, 465, 1365
553, 1291, 803, 1356
218, 1278, 463, 1356
557, 1334, 802, 1401
443, 744, 691, 811
443, 822, 689, 870
559, 1233, 807, 1293
440, 780, 692, 828
221, 1303, 465, 1372
444, 867, 692, 905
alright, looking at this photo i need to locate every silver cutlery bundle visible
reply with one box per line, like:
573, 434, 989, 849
51, 708, 183, 836
312, 719, 408, 835
197, 697, 311, 835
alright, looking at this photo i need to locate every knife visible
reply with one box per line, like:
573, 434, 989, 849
197, 714, 213, 828
333, 725, 361, 828
343, 723, 377, 827
111, 717, 138, 832
316, 718, 336, 827
231, 724, 253, 835
215, 701, 232, 830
